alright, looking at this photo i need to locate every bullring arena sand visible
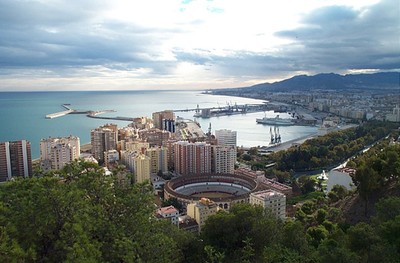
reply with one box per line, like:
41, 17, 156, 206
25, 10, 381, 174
191, 192, 236, 198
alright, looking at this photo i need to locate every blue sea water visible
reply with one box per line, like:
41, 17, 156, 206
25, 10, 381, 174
0, 90, 318, 159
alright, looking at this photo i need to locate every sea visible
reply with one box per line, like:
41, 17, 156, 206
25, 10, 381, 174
0, 90, 318, 159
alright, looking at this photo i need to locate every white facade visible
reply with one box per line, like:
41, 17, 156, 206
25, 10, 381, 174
250, 190, 286, 219
215, 129, 237, 147
157, 205, 179, 225
104, 149, 119, 167
40, 136, 80, 171
212, 145, 236, 174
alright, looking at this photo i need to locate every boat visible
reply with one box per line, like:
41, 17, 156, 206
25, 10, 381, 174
256, 115, 294, 126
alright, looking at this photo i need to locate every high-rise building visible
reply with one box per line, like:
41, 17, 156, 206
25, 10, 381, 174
162, 119, 176, 133
163, 138, 178, 171
138, 128, 171, 147
124, 140, 149, 153
215, 129, 237, 147
104, 149, 120, 167
152, 110, 175, 130
133, 154, 151, 183
249, 190, 286, 219
0, 140, 32, 182
40, 136, 80, 171
120, 150, 136, 172
91, 124, 118, 163
212, 145, 236, 174
145, 146, 168, 174
215, 129, 237, 165
174, 141, 211, 175
187, 198, 218, 232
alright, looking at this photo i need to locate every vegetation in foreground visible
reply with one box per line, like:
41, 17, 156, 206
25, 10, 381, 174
1, 128, 399, 262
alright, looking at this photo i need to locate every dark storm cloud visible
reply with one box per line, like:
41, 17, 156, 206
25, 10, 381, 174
275, 0, 400, 72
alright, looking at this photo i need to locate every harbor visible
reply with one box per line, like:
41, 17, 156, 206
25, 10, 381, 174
45, 104, 74, 119
46, 103, 271, 121
45, 104, 133, 121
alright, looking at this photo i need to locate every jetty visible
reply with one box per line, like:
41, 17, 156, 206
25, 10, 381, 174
46, 105, 137, 122
178, 103, 269, 118
45, 104, 75, 119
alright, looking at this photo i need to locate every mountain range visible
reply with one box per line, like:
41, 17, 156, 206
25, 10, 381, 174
211, 72, 399, 94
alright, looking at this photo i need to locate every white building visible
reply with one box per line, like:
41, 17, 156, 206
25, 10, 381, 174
212, 145, 236, 174
40, 136, 80, 171
215, 129, 237, 147
250, 190, 286, 219
156, 205, 179, 225
104, 149, 119, 167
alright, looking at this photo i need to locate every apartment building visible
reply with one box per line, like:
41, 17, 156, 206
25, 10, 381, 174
250, 190, 286, 219
0, 140, 32, 182
40, 136, 80, 171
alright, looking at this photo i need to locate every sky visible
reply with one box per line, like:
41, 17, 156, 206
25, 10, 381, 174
0, 0, 398, 91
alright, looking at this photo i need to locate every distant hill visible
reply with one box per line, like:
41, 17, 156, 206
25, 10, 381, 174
211, 72, 399, 94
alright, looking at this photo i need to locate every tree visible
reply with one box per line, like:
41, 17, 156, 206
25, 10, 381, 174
162, 197, 184, 213
306, 225, 328, 248
315, 209, 328, 225
298, 177, 316, 194
375, 197, 400, 223
347, 222, 380, 262
353, 165, 380, 215
0, 161, 192, 262
201, 203, 281, 262
204, 245, 225, 263
317, 239, 359, 263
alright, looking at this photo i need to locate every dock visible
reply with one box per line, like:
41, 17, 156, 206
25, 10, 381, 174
45, 104, 75, 119
178, 103, 269, 118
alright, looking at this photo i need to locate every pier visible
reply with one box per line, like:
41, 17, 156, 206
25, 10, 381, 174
45, 102, 283, 122
176, 103, 269, 118
45, 104, 75, 119
45, 105, 132, 121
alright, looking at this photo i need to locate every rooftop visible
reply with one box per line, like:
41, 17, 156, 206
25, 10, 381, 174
252, 189, 284, 199
158, 205, 178, 215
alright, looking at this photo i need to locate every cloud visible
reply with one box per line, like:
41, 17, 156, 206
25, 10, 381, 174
0, 0, 398, 91
274, 0, 400, 72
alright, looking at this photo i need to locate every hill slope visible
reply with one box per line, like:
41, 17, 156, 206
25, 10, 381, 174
212, 72, 399, 93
